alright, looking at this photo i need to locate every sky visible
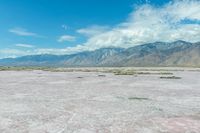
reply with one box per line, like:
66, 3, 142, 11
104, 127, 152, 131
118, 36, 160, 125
0, 0, 200, 58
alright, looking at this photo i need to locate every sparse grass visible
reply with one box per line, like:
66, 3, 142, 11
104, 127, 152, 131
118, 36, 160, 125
0, 66, 49, 71
77, 77, 84, 79
98, 74, 106, 77
116, 96, 150, 101
136, 71, 173, 75
160, 76, 181, 79
188, 69, 200, 72
0, 67, 195, 78
114, 70, 136, 75
128, 97, 150, 101
135, 72, 151, 75
111, 69, 174, 76
158, 72, 173, 75
0, 67, 174, 77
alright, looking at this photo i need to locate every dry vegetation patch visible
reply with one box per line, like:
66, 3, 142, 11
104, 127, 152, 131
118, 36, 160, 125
128, 97, 150, 101
160, 76, 182, 79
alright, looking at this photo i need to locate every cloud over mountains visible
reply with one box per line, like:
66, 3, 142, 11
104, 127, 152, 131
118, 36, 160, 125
49, 0, 200, 55
2, 0, 200, 58
80, 0, 200, 49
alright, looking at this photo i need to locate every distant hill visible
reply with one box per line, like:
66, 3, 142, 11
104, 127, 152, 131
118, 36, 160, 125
0, 41, 200, 67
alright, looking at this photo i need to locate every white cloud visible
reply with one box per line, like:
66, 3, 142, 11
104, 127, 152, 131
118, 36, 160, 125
76, 0, 200, 49
15, 43, 35, 48
164, 0, 200, 21
77, 25, 110, 37
0, 46, 87, 59
58, 35, 76, 42
35, 45, 88, 55
0, 49, 32, 59
9, 27, 37, 36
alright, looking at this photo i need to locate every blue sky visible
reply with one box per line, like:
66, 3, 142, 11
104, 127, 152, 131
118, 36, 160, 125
0, 0, 200, 58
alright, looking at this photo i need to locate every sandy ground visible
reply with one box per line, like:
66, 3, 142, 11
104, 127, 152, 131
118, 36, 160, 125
0, 68, 200, 133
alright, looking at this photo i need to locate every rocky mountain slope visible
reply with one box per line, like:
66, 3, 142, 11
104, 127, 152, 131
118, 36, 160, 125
0, 41, 199, 67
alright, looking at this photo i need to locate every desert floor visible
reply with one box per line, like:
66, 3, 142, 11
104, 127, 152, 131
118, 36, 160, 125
0, 68, 200, 133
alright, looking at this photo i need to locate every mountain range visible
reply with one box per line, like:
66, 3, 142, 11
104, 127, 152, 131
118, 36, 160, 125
0, 40, 200, 67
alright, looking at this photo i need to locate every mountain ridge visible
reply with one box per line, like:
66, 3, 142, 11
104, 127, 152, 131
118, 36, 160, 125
0, 41, 199, 67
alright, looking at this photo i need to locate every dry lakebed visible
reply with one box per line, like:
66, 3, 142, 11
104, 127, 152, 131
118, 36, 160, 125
0, 67, 200, 133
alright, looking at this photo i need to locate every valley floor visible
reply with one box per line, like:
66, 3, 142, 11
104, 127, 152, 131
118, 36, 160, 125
0, 68, 200, 133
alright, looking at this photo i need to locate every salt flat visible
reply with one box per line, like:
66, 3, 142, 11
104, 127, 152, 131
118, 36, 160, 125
0, 68, 200, 133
